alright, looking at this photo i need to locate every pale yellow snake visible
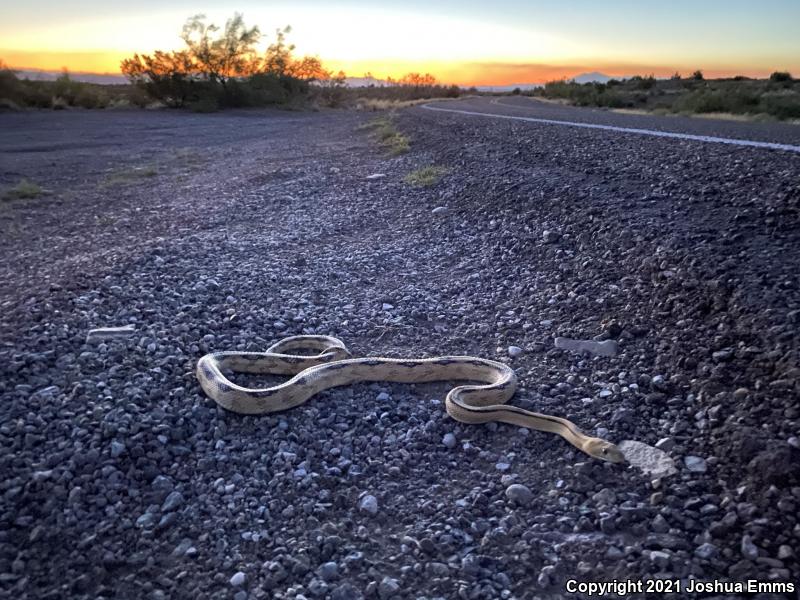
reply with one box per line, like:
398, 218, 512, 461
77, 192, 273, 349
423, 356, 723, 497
196, 335, 625, 462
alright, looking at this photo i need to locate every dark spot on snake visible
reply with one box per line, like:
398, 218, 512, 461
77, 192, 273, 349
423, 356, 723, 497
361, 359, 382, 367
252, 389, 276, 399
294, 376, 308, 386
200, 363, 216, 380
398, 361, 421, 368
216, 381, 233, 394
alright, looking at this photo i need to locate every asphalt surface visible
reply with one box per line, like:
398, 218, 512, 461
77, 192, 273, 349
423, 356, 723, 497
428, 96, 800, 147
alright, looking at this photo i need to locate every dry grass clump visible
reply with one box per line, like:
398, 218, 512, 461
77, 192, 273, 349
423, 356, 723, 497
360, 116, 410, 155
404, 165, 448, 187
2, 179, 43, 201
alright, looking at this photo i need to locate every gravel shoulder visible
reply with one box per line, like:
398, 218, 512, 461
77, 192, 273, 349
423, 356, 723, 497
1, 105, 799, 599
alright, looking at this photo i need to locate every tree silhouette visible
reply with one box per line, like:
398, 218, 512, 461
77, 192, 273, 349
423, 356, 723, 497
181, 14, 260, 88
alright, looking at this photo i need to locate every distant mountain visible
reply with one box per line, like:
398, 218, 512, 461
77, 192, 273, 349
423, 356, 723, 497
475, 83, 543, 92
13, 68, 128, 85
344, 76, 389, 87
571, 71, 613, 84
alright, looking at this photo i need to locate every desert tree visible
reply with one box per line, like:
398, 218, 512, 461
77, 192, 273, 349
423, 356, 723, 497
181, 13, 260, 88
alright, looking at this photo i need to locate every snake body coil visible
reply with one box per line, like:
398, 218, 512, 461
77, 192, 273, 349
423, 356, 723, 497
196, 335, 624, 462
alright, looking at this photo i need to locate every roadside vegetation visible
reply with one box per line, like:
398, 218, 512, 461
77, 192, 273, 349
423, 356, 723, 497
0, 62, 147, 109
404, 165, 448, 187
103, 165, 159, 187
531, 71, 800, 121
2, 179, 43, 201
1, 13, 463, 112
360, 115, 410, 155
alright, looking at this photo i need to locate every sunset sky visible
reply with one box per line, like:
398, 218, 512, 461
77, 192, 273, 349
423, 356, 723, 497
2, 0, 799, 85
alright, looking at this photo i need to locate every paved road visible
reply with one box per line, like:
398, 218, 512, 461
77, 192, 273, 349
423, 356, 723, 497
424, 96, 800, 150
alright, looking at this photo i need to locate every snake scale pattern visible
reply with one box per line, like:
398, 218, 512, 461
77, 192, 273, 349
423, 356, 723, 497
196, 335, 625, 462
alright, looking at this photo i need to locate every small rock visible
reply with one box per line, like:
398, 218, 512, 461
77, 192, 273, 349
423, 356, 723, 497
161, 491, 184, 513
442, 433, 457, 449
318, 562, 339, 582
651, 375, 669, 392
651, 514, 669, 533
654, 437, 676, 452
359, 495, 378, 515
741, 535, 758, 560
378, 576, 400, 599
592, 488, 616, 506
507, 345, 523, 357
537, 565, 555, 587
331, 583, 363, 600
86, 324, 135, 344
712, 349, 734, 362
695, 543, 718, 560
136, 512, 156, 528
542, 230, 561, 243
110, 441, 126, 458
230, 571, 246, 587
649, 550, 671, 568
431, 206, 449, 214
381, 303, 394, 311
505, 483, 533, 506
331, 583, 362, 600
366, 173, 386, 179
554, 337, 618, 357
684, 456, 707, 473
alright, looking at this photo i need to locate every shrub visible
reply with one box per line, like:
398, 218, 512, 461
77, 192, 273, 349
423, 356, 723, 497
404, 166, 447, 187
3, 179, 42, 201
75, 87, 109, 109
759, 93, 800, 119
770, 71, 793, 83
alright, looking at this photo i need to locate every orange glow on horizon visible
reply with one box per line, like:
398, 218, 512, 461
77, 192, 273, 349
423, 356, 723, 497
2, 49, 785, 86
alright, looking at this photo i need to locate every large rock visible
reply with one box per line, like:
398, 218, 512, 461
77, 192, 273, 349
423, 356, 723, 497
618, 440, 677, 479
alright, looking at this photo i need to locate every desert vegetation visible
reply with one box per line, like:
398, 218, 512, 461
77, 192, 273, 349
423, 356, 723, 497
0, 62, 146, 109
0, 13, 464, 112
119, 14, 338, 110
533, 71, 800, 120
404, 165, 448, 187
2, 179, 43, 201
359, 116, 411, 155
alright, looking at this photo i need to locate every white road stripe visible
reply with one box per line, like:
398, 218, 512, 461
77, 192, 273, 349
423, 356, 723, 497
420, 103, 800, 153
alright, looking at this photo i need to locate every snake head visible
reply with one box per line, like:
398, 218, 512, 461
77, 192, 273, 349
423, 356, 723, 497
583, 438, 626, 463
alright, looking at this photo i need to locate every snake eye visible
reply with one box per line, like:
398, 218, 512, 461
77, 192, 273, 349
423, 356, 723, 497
601, 448, 608, 455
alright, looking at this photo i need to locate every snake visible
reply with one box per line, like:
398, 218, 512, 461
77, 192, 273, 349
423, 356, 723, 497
196, 335, 625, 463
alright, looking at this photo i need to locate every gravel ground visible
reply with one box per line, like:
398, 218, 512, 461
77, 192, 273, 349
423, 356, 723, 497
1, 105, 799, 599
